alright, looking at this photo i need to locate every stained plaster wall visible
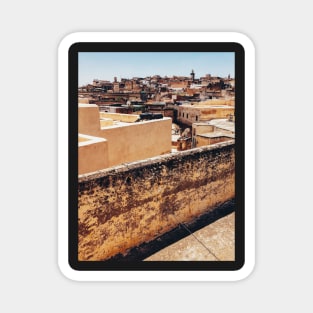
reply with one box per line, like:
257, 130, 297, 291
78, 141, 235, 261
196, 135, 232, 147
178, 105, 235, 126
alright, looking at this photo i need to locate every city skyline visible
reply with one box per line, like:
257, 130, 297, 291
78, 52, 235, 87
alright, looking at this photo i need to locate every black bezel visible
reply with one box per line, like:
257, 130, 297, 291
68, 42, 245, 271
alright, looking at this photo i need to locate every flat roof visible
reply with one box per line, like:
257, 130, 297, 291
78, 103, 98, 108
100, 117, 172, 129
208, 119, 235, 132
146, 102, 166, 106
193, 122, 211, 126
197, 132, 235, 139
180, 104, 234, 109
193, 119, 235, 132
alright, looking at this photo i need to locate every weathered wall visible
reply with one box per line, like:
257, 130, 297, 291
196, 135, 232, 147
197, 99, 235, 106
78, 141, 235, 261
178, 105, 234, 125
192, 123, 215, 136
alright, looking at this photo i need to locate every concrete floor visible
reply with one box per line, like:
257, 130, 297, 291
144, 212, 235, 261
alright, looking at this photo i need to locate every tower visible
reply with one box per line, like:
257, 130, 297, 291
190, 69, 195, 82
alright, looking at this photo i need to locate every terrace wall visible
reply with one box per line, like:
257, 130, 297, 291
78, 141, 235, 261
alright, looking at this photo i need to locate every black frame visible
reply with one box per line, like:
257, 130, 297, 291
68, 42, 245, 271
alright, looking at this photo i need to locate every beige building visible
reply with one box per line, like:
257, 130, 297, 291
78, 134, 109, 175
78, 104, 172, 175
177, 99, 235, 126
195, 132, 233, 147
192, 119, 235, 148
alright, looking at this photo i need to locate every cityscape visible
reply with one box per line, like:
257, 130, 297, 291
78, 65, 236, 262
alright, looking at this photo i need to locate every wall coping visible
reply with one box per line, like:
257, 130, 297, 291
78, 133, 108, 147
99, 117, 172, 130
78, 140, 235, 182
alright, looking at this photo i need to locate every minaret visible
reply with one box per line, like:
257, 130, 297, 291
190, 69, 195, 82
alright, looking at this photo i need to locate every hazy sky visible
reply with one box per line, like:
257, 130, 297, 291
79, 52, 234, 86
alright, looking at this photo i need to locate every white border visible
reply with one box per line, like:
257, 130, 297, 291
58, 32, 255, 281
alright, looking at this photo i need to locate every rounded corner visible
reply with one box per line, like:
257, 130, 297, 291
57, 259, 81, 282
58, 32, 83, 54
232, 259, 256, 282
231, 32, 255, 53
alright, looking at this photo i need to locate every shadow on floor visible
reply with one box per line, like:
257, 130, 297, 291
104, 199, 235, 262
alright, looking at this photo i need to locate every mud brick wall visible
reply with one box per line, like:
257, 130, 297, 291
78, 140, 235, 261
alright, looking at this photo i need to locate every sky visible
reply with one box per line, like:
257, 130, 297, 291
78, 52, 234, 86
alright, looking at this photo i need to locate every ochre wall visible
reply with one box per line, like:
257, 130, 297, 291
178, 105, 234, 125
78, 141, 235, 261
100, 119, 114, 127
196, 136, 231, 147
78, 98, 90, 104
100, 112, 139, 123
199, 107, 235, 122
192, 123, 215, 136
97, 119, 172, 167
78, 135, 109, 175
78, 104, 100, 133
197, 99, 234, 106
78, 104, 172, 169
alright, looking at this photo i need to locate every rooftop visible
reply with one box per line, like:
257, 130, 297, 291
208, 118, 235, 132
181, 104, 233, 109
198, 132, 235, 139
100, 117, 171, 130
145, 212, 235, 261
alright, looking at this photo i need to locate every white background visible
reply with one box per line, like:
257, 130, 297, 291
1, 1, 312, 312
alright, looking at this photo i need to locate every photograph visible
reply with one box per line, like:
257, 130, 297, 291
72, 45, 243, 270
